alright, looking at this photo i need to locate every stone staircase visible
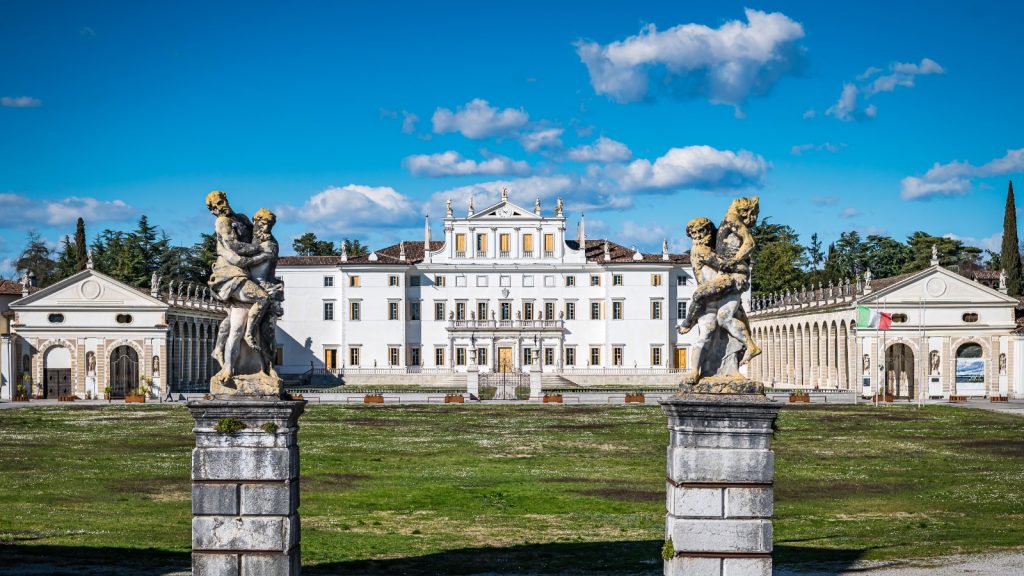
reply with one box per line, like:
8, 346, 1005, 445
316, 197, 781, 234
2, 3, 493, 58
541, 374, 574, 388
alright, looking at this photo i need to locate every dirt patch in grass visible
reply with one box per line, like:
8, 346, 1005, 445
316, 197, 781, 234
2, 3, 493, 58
571, 484, 662, 502
304, 473, 371, 492
776, 480, 915, 501
547, 422, 620, 431
541, 477, 592, 484
955, 438, 1024, 458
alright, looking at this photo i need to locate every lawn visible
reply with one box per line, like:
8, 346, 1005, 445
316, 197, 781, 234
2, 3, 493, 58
0, 403, 1023, 575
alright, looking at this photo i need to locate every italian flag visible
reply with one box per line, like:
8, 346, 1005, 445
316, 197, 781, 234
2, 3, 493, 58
857, 305, 892, 330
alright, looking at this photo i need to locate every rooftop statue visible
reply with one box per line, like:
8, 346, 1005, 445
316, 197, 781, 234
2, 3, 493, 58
206, 191, 284, 396
677, 196, 763, 394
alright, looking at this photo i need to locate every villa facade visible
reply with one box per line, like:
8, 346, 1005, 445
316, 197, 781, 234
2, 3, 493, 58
748, 257, 1023, 399
275, 193, 707, 385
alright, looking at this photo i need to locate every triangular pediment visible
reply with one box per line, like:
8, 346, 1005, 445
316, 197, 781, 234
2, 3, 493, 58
469, 200, 544, 220
860, 266, 1018, 306
12, 270, 167, 309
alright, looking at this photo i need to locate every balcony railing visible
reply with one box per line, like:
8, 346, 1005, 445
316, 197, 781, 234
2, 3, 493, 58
522, 251, 534, 257
477, 250, 487, 257
455, 250, 466, 258
448, 319, 565, 330
499, 251, 511, 258
543, 251, 554, 258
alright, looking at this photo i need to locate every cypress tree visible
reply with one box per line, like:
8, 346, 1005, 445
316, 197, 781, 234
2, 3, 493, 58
74, 217, 88, 271
1002, 181, 1023, 296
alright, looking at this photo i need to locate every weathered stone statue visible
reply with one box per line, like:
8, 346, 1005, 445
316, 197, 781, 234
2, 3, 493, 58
206, 191, 284, 396
677, 196, 762, 394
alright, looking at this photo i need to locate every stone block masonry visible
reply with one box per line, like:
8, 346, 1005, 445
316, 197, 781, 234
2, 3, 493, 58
660, 396, 781, 576
188, 398, 306, 576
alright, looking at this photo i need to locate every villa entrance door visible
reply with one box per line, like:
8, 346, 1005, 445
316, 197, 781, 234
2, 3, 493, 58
45, 369, 71, 398
675, 348, 688, 370
498, 348, 513, 372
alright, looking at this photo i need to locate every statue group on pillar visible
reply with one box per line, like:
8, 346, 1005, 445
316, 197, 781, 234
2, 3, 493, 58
677, 197, 763, 394
205, 191, 284, 396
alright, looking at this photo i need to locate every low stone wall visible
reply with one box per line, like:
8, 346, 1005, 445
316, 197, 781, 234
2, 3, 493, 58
339, 374, 457, 386
558, 373, 683, 387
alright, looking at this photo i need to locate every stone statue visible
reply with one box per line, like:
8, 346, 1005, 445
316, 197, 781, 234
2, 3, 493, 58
206, 191, 284, 396
999, 353, 1007, 375
153, 355, 160, 375
863, 354, 870, 374
677, 197, 762, 394
929, 350, 940, 375
86, 352, 96, 376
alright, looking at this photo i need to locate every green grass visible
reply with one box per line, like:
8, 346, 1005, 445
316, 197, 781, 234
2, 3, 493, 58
0, 403, 1022, 575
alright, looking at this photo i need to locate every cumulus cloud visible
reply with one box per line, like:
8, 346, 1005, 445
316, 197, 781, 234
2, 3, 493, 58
0, 194, 135, 227
790, 142, 845, 156
289, 185, 420, 231
575, 9, 805, 112
826, 58, 944, 121
607, 145, 768, 192
518, 127, 564, 152
838, 207, 862, 218
403, 151, 531, 177
566, 137, 632, 163
1, 96, 41, 108
901, 148, 1024, 200
432, 99, 529, 139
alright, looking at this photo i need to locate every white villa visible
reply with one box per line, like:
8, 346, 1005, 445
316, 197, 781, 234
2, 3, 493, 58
6, 268, 225, 400
275, 192, 704, 386
748, 254, 1024, 399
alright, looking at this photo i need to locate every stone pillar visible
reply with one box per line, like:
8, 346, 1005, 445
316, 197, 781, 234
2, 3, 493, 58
188, 398, 306, 575
466, 364, 479, 399
660, 396, 781, 576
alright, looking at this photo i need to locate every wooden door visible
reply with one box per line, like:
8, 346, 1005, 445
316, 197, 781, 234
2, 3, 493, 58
325, 348, 338, 370
675, 348, 688, 370
45, 369, 70, 398
498, 348, 513, 373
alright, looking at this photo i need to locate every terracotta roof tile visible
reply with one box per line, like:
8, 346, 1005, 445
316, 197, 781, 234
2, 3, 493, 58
278, 255, 343, 266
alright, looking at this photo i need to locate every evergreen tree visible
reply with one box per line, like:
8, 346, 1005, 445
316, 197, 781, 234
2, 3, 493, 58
1001, 181, 1022, 296
750, 218, 806, 295
74, 217, 88, 271
340, 238, 370, 257
15, 231, 56, 287
807, 233, 825, 271
903, 231, 982, 274
52, 236, 79, 282
863, 235, 912, 279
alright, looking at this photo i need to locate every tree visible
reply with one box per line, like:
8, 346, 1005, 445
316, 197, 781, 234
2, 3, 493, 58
750, 218, 806, 295
74, 217, 88, 271
15, 231, 56, 287
91, 216, 171, 287
341, 238, 369, 257
903, 231, 982, 274
52, 236, 80, 282
1002, 181, 1022, 296
824, 231, 869, 280
863, 235, 912, 279
807, 233, 825, 271
292, 232, 337, 256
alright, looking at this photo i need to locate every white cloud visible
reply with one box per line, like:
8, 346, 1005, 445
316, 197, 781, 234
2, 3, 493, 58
403, 151, 531, 177
289, 185, 420, 231
575, 9, 805, 112
827, 58, 944, 122
801, 109, 816, 119
0, 194, 135, 227
1, 96, 41, 108
432, 99, 529, 139
566, 137, 632, 163
518, 127, 564, 152
944, 232, 1001, 253
608, 145, 769, 192
790, 142, 844, 156
901, 148, 1024, 200
401, 111, 419, 134
618, 220, 690, 253
838, 207, 862, 218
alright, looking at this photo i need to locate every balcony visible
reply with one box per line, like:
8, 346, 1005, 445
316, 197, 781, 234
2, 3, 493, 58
447, 319, 565, 331
499, 251, 511, 258
476, 250, 487, 257
455, 250, 466, 258
543, 251, 554, 258
522, 251, 534, 258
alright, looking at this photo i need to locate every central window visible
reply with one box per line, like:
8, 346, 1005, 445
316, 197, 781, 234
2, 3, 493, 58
522, 234, 534, 255
565, 302, 576, 320
499, 233, 510, 256
476, 233, 488, 255
501, 301, 511, 320
523, 301, 534, 320
543, 233, 554, 255
456, 302, 466, 321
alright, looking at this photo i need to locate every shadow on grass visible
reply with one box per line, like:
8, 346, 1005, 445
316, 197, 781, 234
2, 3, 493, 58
0, 542, 871, 575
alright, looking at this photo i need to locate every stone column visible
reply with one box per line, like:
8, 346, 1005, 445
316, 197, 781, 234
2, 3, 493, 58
660, 396, 781, 576
189, 398, 306, 575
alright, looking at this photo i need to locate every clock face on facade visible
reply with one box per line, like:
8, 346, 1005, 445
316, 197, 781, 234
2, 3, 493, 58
497, 205, 512, 217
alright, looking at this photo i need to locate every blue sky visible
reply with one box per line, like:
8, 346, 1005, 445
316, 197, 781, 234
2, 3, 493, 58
1, 1, 1021, 273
